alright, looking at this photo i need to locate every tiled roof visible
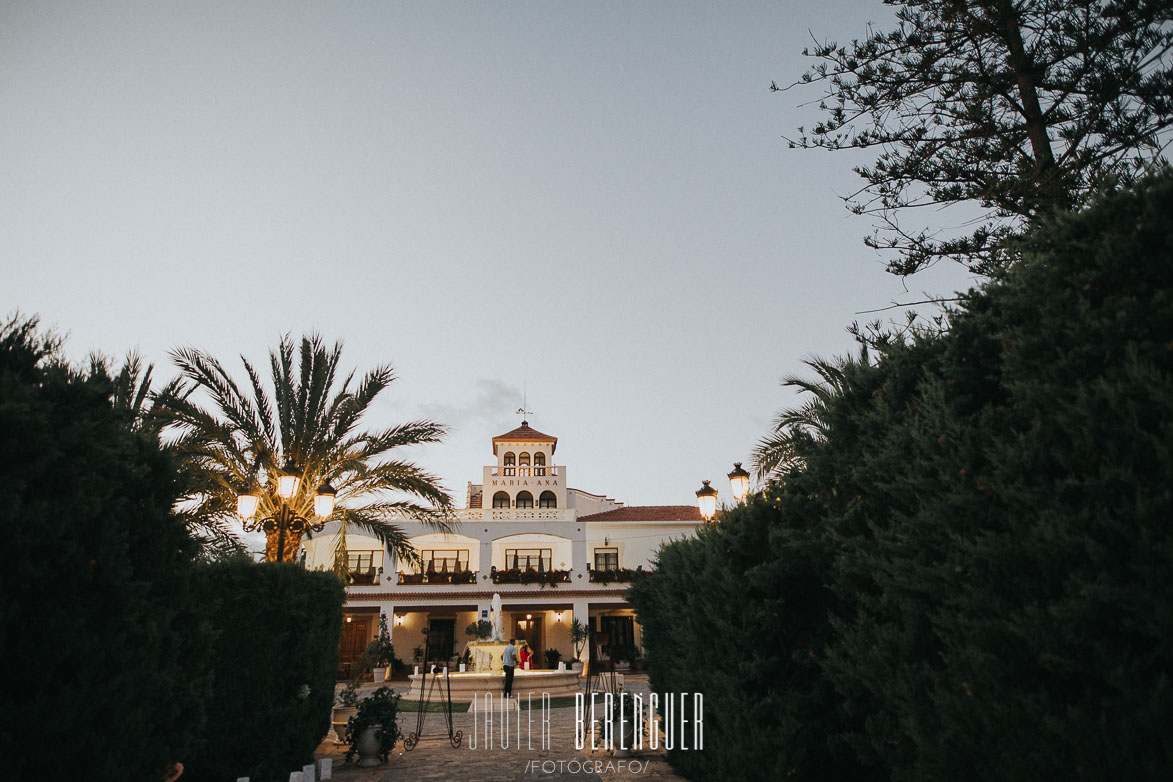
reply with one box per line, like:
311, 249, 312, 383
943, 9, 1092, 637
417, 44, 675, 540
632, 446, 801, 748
578, 505, 704, 522
492, 421, 558, 454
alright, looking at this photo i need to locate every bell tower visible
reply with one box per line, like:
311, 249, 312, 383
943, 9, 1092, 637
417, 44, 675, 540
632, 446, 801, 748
484, 420, 567, 511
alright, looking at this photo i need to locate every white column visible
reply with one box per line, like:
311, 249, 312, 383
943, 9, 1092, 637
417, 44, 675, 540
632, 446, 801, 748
479, 537, 494, 578
571, 536, 587, 577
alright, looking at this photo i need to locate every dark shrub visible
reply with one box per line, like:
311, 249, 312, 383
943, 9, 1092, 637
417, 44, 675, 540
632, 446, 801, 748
184, 558, 344, 782
632, 175, 1173, 780
0, 317, 211, 781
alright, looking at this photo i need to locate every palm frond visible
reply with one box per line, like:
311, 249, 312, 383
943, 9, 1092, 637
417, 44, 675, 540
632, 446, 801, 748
155, 332, 453, 561
336, 511, 423, 567
753, 351, 868, 481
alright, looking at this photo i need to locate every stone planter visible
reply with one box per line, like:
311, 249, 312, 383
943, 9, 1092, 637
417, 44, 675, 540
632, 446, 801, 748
372, 666, 387, 683
571, 660, 584, 673
614, 717, 638, 758
331, 705, 357, 741
355, 725, 384, 767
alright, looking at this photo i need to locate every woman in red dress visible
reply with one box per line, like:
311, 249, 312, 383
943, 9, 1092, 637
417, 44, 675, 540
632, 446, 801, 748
518, 643, 532, 670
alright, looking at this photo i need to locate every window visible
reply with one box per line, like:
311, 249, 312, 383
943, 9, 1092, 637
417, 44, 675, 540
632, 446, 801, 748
534, 452, 546, 466
503, 452, 516, 465
492, 491, 510, 508
348, 551, 379, 572
519, 452, 531, 465
594, 548, 619, 571
516, 491, 534, 508
347, 551, 381, 584
506, 548, 552, 570
539, 490, 557, 508
421, 549, 469, 572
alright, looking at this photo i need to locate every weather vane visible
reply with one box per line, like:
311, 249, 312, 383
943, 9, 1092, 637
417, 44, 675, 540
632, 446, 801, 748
516, 382, 532, 423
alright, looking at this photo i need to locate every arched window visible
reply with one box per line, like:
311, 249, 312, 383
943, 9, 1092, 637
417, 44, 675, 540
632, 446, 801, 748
539, 491, 557, 508
492, 491, 510, 509
533, 453, 546, 466
503, 452, 516, 465
519, 452, 531, 465
516, 491, 534, 508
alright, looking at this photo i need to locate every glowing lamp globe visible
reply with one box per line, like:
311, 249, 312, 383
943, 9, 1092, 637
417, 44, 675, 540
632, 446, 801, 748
314, 483, 337, 517
276, 459, 301, 499
727, 462, 751, 503
236, 491, 261, 520
695, 480, 718, 521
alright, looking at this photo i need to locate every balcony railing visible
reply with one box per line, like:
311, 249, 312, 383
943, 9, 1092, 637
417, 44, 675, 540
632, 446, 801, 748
489, 466, 560, 476
347, 569, 380, 585
489, 567, 572, 588
397, 570, 478, 585
463, 509, 566, 521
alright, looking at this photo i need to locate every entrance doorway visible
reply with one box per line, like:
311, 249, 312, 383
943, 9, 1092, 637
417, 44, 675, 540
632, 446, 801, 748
427, 618, 455, 664
514, 615, 543, 667
598, 615, 635, 661
339, 616, 371, 678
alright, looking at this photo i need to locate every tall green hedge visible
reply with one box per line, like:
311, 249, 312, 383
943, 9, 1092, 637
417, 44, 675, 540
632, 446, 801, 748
183, 558, 344, 782
0, 319, 211, 781
630, 175, 1173, 780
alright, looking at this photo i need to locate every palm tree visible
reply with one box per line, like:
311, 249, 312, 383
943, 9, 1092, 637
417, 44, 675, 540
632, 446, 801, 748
752, 350, 868, 481
153, 333, 453, 565
100, 350, 185, 437
83, 349, 244, 557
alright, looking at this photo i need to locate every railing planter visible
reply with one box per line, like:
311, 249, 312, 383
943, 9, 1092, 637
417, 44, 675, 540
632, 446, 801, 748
397, 571, 477, 585
587, 567, 642, 584
489, 567, 572, 588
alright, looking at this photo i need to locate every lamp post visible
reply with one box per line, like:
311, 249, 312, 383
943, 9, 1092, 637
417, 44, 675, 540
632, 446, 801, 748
727, 462, 750, 503
236, 459, 337, 562
695, 480, 719, 522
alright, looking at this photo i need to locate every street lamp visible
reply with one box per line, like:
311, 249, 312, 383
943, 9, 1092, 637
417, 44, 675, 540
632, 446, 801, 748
236, 462, 338, 562
695, 480, 718, 522
727, 462, 750, 503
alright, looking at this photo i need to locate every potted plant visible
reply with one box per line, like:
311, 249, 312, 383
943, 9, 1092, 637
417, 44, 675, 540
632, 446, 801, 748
544, 648, 562, 669
345, 686, 403, 767
568, 618, 590, 673
332, 678, 360, 741
612, 644, 635, 672
368, 613, 395, 682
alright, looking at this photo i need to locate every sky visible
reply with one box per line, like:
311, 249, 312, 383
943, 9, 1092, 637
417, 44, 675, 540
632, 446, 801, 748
1, 1, 976, 514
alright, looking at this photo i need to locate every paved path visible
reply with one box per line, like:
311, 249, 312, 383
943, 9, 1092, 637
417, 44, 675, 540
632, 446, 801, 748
319, 675, 686, 782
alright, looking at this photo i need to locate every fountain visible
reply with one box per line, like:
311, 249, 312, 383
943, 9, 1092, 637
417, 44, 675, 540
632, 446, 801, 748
467, 593, 509, 672
491, 593, 505, 641
404, 592, 581, 701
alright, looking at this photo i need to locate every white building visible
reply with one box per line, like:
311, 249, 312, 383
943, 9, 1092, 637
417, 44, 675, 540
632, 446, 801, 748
303, 420, 704, 674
